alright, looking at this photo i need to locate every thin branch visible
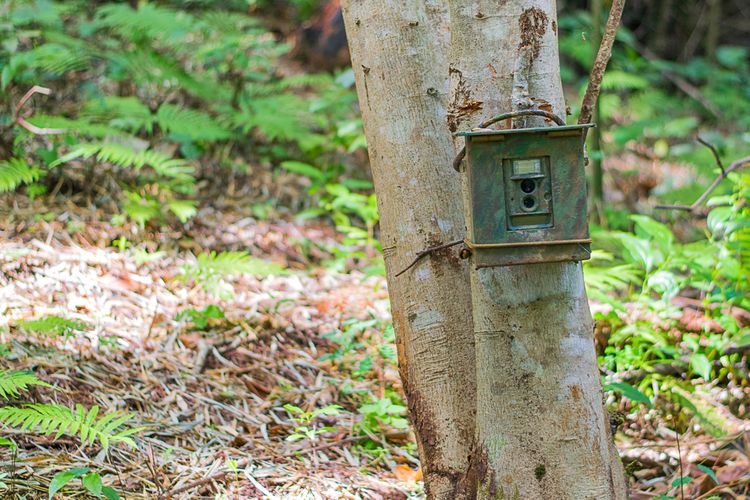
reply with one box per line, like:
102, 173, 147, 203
578, 0, 627, 126
395, 239, 464, 277
13, 86, 66, 135
696, 135, 725, 173
655, 154, 750, 212
14, 86, 51, 117
15, 117, 66, 135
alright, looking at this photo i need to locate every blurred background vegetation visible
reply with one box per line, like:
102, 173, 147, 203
0, 0, 749, 497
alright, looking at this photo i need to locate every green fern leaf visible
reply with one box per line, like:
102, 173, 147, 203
184, 251, 286, 279
16, 316, 89, 336
96, 3, 196, 44
180, 251, 287, 299
584, 264, 643, 294
156, 104, 231, 142
0, 159, 40, 193
82, 96, 154, 134
52, 142, 195, 182
18, 43, 91, 75
0, 404, 140, 451
230, 95, 324, 147
0, 371, 51, 400
199, 11, 260, 34
167, 199, 197, 223
600, 70, 649, 91
122, 192, 161, 227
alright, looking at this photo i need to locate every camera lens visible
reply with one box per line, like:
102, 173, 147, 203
520, 179, 536, 193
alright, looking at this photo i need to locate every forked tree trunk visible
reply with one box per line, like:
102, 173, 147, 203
447, 0, 626, 498
340, 2, 477, 498
342, 0, 627, 498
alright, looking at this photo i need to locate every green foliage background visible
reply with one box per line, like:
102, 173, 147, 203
0, 0, 369, 232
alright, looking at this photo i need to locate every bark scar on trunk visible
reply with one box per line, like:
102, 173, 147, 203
448, 65, 483, 132
518, 7, 548, 59
513, 8, 549, 126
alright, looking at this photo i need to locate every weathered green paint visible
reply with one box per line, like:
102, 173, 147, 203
459, 124, 594, 268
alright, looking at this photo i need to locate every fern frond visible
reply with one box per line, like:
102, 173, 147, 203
166, 199, 198, 223
156, 104, 231, 142
105, 48, 232, 102
122, 191, 161, 227
230, 95, 323, 144
242, 75, 332, 99
600, 70, 649, 91
82, 96, 154, 133
52, 142, 194, 182
16, 315, 90, 336
183, 251, 286, 279
199, 11, 260, 34
0, 371, 51, 400
96, 3, 196, 44
25, 43, 91, 74
180, 251, 287, 299
0, 159, 40, 193
584, 264, 643, 294
0, 404, 140, 451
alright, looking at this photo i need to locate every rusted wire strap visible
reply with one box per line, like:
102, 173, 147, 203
452, 110, 566, 171
394, 239, 464, 278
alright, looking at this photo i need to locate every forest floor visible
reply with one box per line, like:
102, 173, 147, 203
1, 194, 749, 499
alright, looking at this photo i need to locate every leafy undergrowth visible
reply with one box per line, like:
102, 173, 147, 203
0, 195, 748, 499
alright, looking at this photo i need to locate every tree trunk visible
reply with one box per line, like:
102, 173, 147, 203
446, 1, 627, 498
339, 2, 478, 498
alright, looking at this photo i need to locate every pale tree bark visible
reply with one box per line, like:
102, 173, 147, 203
339, 2, 478, 498
447, 1, 627, 498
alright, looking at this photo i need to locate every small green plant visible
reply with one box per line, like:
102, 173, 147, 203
321, 318, 376, 363
16, 316, 90, 337
283, 404, 341, 442
49, 468, 120, 500
176, 305, 225, 329
321, 319, 398, 383
111, 237, 131, 251
133, 248, 166, 265
179, 251, 287, 300
357, 395, 409, 435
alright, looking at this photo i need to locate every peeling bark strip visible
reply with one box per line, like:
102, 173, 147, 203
340, 2, 478, 498
447, 0, 627, 498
